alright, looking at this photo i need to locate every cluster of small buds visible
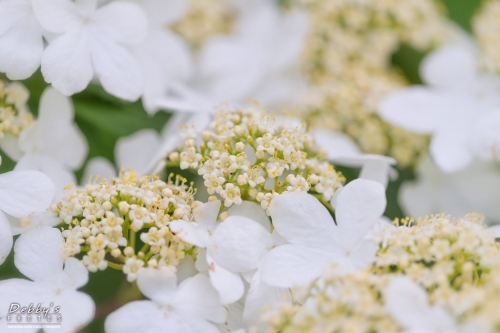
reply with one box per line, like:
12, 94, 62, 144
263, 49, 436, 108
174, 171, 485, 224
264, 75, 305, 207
0, 80, 33, 139
167, 105, 345, 215
265, 270, 399, 333
55, 171, 201, 282
288, 0, 446, 167
267, 214, 500, 332
373, 214, 500, 290
473, 0, 500, 74
171, 0, 235, 49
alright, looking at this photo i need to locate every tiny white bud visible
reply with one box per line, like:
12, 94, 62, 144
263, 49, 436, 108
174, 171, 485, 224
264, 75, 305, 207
255, 151, 265, 159
202, 131, 212, 141
102, 201, 112, 211
168, 152, 179, 162
235, 142, 245, 152
124, 247, 134, 257
118, 201, 130, 213
256, 192, 265, 202
220, 212, 229, 220
237, 175, 247, 185
174, 208, 185, 219
111, 249, 121, 258
234, 125, 244, 136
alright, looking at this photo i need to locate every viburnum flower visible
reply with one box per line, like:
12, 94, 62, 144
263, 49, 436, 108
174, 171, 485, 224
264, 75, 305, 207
384, 276, 458, 333
13, 87, 87, 200
134, 0, 193, 113
0, 161, 54, 264
208, 210, 291, 328
170, 200, 245, 304
399, 156, 500, 223
105, 268, 226, 333
31, 0, 148, 100
379, 42, 500, 172
198, 1, 308, 106
0, 0, 44, 80
0, 226, 95, 331
261, 179, 386, 288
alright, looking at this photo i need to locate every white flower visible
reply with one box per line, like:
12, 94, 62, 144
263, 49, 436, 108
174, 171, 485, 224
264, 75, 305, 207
13, 87, 87, 201
170, 200, 245, 304
208, 203, 291, 328
0, 167, 54, 264
0, 0, 44, 79
180, 147, 202, 170
198, 1, 308, 106
384, 276, 457, 333
32, 0, 148, 100
134, 0, 193, 113
122, 257, 144, 282
105, 268, 226, 333
379, 42, 500, 172
220, 183, 242, 207
261, 179, 386, 288
0, 226, 95, 332
400, 156, 500, 224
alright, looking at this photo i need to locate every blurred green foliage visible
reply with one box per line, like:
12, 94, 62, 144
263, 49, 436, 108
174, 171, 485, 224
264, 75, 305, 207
0, 1, 485, 332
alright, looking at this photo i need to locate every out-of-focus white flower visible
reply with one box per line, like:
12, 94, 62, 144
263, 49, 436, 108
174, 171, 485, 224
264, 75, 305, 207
380, 42, 500, 172
14, 87, 87, 201
384, 276, 457, 333
400, 156, 500, 224
0, 165, 54, 264
0, 0, 44, 80
105, 268, 226, 333
134, 0, 193, 113
0, 226, 95, 331
261, 179, 386, 288
31, 0, 148, 100
197, 1, 308, 107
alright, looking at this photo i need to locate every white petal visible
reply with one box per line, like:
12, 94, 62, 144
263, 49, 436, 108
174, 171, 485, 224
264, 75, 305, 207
0, 14, 43, 80
116, 129, 161, 175
193, 200, 221, 232
0, 211, 13, 265
0, 278, 54, 316
41, 27, 93, 96
269, 192, 336, 248
34, 87, 88, 169
14, 226, 64, 282
421, 43, 478, 90
175, 274, 226, 323
93, 1, 147, 44
227, 200, 271, 231
210, 216, 273, 272
0, 170, 54, 218
32, 0, 82, 34
82, 157, 116, 183
261, 244, 329, 288
244, 269, 291, 328
137, 267, 177, 305
57, 289, 95, 332
90, 34, 143, 101
142, 0, 187, 26
378, 87, 454, 134
61, 257, 89, 289
0, 0, 31, 35
207, 252, 244, 304
430, 130, 474, 173
313, 129, 361, 161
0, 134, 24, 161
169, 220, 210, 248
15, 154, 75, 203
335, 179, 386, 244
177, 255, 197, 283
105, 300, 168, 333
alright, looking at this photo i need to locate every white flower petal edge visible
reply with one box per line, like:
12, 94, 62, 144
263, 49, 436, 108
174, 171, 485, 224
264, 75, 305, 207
105, 268, 225, 333
0, 226, 94, 332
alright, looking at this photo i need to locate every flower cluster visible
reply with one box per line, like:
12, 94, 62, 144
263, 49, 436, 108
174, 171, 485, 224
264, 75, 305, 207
474, 0, 500, 73
55, 171, 200, 282
167, 105, 344, 214
267, 214, 500, 332
288, 0, 448, 166
0, 81, 33, 139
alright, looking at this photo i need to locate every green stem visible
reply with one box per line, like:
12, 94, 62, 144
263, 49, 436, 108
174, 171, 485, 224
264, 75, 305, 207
107, 261, 124, 270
